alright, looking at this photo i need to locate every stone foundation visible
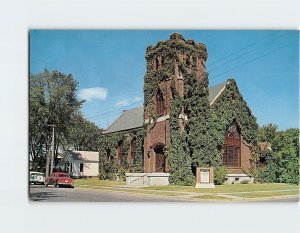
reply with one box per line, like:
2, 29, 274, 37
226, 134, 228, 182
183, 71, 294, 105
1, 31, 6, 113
125, 173, 170, 186
224, 173, 254, 184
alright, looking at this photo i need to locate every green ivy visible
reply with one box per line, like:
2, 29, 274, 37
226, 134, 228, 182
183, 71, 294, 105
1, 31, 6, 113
208, 79, 259, 172
168, 79, 195, 185
98, 128, 144, 180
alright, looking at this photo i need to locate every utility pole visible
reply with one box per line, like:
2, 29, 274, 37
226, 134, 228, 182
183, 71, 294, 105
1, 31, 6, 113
46, 124, 55, 177
45, 143, 51, 178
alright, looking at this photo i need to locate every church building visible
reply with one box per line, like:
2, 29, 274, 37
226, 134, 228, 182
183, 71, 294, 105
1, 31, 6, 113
101, 33, 258, 185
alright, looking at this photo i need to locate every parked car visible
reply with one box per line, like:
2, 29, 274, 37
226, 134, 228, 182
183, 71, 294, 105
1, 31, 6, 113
45, 172, 74, 188
29, 171, 45, 185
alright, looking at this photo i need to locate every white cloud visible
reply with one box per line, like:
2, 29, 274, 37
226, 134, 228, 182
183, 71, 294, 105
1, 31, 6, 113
114, 96, 142, 107
78, 87, 108, 102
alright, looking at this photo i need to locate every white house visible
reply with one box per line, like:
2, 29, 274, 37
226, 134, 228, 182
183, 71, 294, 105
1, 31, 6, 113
64, 151, 99, 178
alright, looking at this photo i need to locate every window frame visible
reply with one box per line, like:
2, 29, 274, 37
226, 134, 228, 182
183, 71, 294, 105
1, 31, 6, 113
223, 123, 241, 168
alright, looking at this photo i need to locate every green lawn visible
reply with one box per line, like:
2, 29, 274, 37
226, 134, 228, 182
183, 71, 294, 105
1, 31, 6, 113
74, 178, 126, 187
142, 183, 299, 194
229, 190, 299, 199
74, 179, 299, 199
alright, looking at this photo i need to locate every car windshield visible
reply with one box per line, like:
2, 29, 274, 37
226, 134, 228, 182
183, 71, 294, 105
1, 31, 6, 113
58, 174, 69, 178
31, 173, 44, 176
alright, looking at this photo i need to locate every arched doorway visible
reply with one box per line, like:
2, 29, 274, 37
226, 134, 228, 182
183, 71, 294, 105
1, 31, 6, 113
154, 144, 166, 172
223, 123, 241, 167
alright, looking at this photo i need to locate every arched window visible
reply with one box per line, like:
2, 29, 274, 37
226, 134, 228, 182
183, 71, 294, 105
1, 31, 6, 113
161, 56, 164, 66
223, 123, 241, 167
185, 57, 191, 68
130, 138, 137, 166
155, 57, 159, 71
117, 141, 124, 166
156, 90, 164, 115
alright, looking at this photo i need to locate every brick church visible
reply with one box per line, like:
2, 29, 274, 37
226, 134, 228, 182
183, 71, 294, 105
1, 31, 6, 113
102, 33, 258, 184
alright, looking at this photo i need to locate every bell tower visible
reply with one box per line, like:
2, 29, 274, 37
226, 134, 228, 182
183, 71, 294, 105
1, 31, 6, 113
143, 33, 208, 173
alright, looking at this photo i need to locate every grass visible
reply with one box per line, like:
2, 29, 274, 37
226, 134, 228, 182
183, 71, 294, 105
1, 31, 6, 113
191, 195, 233, 201
74, 178, 126, 187
74, 179, 299, 199
229, 190, 299, 199
142, 183, 299, 194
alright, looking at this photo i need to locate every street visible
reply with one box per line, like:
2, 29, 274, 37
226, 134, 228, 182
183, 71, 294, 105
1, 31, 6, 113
29, 185, 185, 202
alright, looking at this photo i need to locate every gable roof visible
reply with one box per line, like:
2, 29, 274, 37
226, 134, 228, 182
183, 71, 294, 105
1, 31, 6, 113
67, 151, 99, 162
103, 106, 144, 134
208, 81, 228, 104
103, 80, 229, 134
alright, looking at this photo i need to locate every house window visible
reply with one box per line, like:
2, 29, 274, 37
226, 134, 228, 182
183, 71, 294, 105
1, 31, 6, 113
130, 139, 137, 166
223, 123, 241, 167
80, 163, 83, 172
156, 90, 164, 115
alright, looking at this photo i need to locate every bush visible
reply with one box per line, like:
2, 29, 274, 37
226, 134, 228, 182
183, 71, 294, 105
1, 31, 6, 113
240, 179, 249, 184
255, 164, 277, 184
116, 166, 127, 181
214, 166, 227, 185
99, 156, 116, 180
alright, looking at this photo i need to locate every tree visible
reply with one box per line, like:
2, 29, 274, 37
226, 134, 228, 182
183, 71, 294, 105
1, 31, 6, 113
29, 69, 83, 172
66, 114, 103, 151
272, 128, 299, 184
256, 127, 299, 184
257, 123, 278, 144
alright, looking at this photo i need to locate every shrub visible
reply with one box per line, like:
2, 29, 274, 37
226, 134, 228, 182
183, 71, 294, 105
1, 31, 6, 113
240, 179, 250, 184
116, 166, 127, 181
214, 166, 227, 185
99, 156, 116, 180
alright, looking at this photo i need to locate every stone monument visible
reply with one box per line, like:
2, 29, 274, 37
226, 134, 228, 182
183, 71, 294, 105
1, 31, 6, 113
195, 167, 215, 188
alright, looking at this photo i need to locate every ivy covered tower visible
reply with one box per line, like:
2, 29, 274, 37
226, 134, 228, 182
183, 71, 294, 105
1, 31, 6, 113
143, 33, 208, 175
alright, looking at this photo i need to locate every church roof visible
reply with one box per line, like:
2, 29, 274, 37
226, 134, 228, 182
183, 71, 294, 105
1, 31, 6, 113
208, 81, 228, 104
103, 81, 228, 134
103, 106, 144, 134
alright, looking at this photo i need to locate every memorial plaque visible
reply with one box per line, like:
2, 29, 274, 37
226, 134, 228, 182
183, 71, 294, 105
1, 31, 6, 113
200, 170, 210, 183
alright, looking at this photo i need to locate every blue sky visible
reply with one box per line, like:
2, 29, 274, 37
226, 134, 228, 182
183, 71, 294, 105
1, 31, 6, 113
30, 30, 299, 130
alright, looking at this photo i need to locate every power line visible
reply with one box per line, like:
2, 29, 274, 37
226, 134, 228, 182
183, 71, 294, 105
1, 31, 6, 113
85, 99, 143, 120
207, 32, 286, 73
206, 31, 284, 68
210, 45, 286, 81
84, 94, 143, 118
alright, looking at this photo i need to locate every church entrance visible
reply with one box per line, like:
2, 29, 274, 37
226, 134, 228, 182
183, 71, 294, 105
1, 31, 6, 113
154, 144, 166, 172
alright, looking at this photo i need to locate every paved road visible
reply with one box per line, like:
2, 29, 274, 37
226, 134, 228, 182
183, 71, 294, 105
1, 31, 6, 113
29, 185, 185, 202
